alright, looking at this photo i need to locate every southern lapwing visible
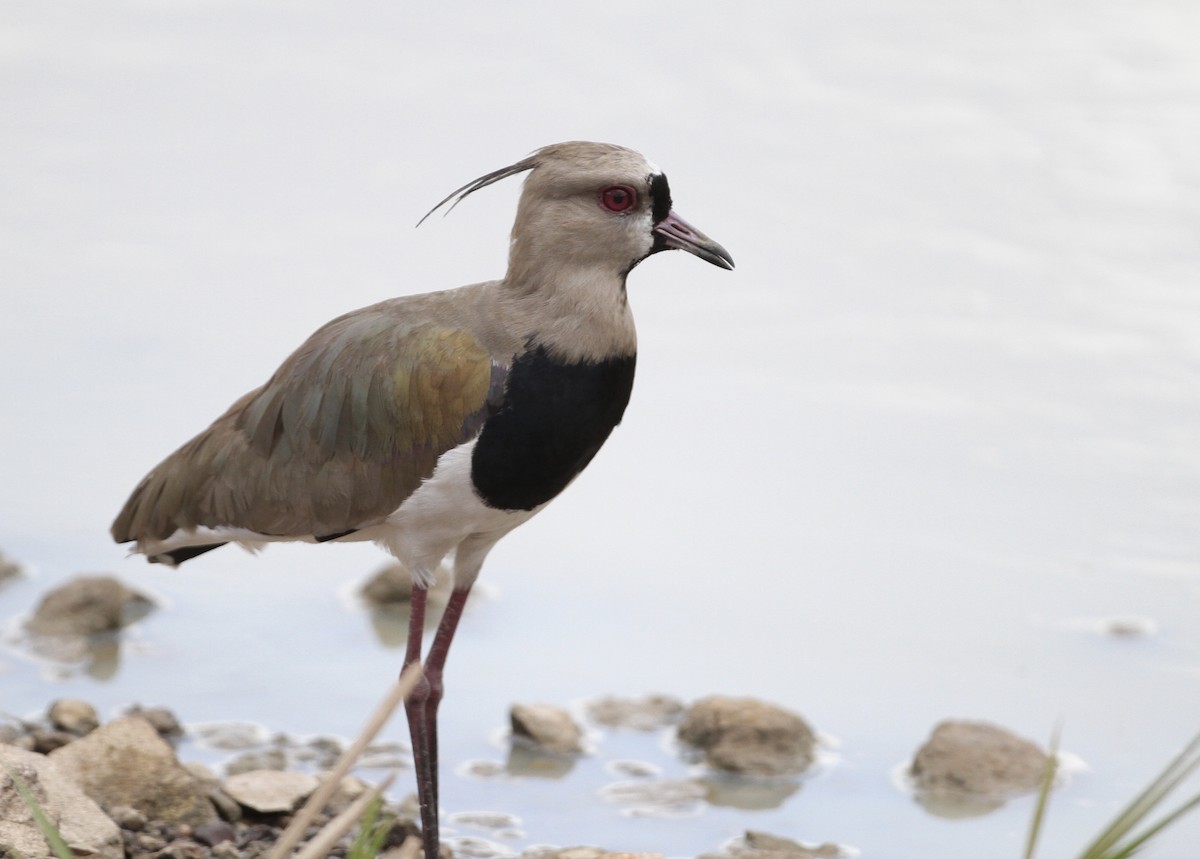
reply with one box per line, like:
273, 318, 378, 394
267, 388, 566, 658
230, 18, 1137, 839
112, 141, 733, 856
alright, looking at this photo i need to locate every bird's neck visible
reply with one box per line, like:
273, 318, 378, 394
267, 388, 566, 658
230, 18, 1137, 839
498, 262, 638, 364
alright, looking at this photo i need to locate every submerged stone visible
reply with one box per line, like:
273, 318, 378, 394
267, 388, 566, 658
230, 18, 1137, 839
909, 719, 1049, 798
677, 696, 817, 776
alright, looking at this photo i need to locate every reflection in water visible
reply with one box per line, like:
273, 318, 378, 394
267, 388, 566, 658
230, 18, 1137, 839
504, 741, 576, 779
23, 630, 124, 681
367, 605, 414, 649
891, 761, 1007, 819
913, 790, 1006, 819
598, 776, 707, 818
4, 5, 1200, 856
360, 564, 454, 648
698, 772, 802, 810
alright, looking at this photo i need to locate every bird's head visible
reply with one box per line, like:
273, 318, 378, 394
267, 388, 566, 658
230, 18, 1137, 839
420, 141, 734, 284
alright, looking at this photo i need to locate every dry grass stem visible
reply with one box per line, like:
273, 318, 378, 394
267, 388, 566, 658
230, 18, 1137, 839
293, 770, 397, 859
268, 663, 422, 859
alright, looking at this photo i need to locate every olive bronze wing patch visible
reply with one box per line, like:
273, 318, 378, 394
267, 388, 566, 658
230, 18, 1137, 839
113, 314, 502, 545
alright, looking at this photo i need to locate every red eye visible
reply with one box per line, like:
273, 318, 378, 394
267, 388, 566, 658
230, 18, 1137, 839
599, 185, 638, 213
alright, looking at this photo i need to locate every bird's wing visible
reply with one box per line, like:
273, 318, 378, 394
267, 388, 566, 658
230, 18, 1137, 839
112, 306, 504, 548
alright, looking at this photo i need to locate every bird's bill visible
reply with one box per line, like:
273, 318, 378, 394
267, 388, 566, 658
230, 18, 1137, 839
653, 210, 735, 270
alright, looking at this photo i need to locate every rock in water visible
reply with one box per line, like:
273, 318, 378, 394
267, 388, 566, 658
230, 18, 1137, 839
510, 702, 585, 755
909, 719, 1050, 797
677, 696, 817, 776
26, 575, 154, 636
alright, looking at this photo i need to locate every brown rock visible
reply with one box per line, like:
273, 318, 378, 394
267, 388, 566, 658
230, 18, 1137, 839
743, 830, 842, 857
677, 696, 816, 776
0, 550, 22, 584
26, 574, 154, 636
124, 704, 184, 739
48, 698, 100, 735
48, 715, 216, 825
525, 853, 664, 859
510, 702, 585, 755
909, 719, 1049, 797
29, 728, 75, 753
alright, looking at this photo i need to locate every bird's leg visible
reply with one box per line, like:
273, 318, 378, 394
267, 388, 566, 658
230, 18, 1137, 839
402, 584, 441, 859
420, 584, 472, 809
402, 583, 473, 859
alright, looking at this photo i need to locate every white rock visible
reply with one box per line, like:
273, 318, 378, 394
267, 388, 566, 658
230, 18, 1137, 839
0, 745, 123, 859
224, 769, 319, 813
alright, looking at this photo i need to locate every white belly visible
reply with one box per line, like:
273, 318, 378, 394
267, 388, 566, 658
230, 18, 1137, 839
362, 438, 542, 587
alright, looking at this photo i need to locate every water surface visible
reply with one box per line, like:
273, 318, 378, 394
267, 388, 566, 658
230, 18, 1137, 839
2, 3, 1199, 856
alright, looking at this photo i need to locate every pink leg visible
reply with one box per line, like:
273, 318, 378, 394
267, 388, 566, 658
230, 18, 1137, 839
402, 585, 439, 859
402, 584, 473, 859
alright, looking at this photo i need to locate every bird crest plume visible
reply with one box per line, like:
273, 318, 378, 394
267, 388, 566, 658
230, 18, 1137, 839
416, 153, 541, 227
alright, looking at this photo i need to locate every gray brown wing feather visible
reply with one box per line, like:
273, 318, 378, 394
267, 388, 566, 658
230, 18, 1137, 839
112, 305, 501, 546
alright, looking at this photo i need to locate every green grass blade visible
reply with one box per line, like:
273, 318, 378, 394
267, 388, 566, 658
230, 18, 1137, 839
4, 766, 74, 859
347, 795, 395, 859
1022, 724, 1062, 859
1102, 790, 1200, 859
1075, 730, 1200, 859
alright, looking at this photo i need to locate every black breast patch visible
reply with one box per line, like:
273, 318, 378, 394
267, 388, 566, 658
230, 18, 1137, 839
471, 346, 637, 511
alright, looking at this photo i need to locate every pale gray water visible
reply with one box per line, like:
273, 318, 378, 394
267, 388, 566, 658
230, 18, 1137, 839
2, 2, 1199, 856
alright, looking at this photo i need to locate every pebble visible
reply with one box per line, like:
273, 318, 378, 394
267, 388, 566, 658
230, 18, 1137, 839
124, 705, 184, 739
25, 575, 154, 636
48, 698, 100, 735
677, 696, 817, 776
109, 804, 148, 831
0, 550, 22, 583
191, 721, 268, 750
744, 830, 843, 857
225, 747, 287, 775
157, 840, 207, 859
30, 728, 76, 753
909, 719, 1049, 798
223, 770, 320, 814
606, 759, 661, 778
510, 702, 585, 755
135, 834, 167, 852
446, 810, 521, 831
194, 820, 237, 847
212, 843, 240, 859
